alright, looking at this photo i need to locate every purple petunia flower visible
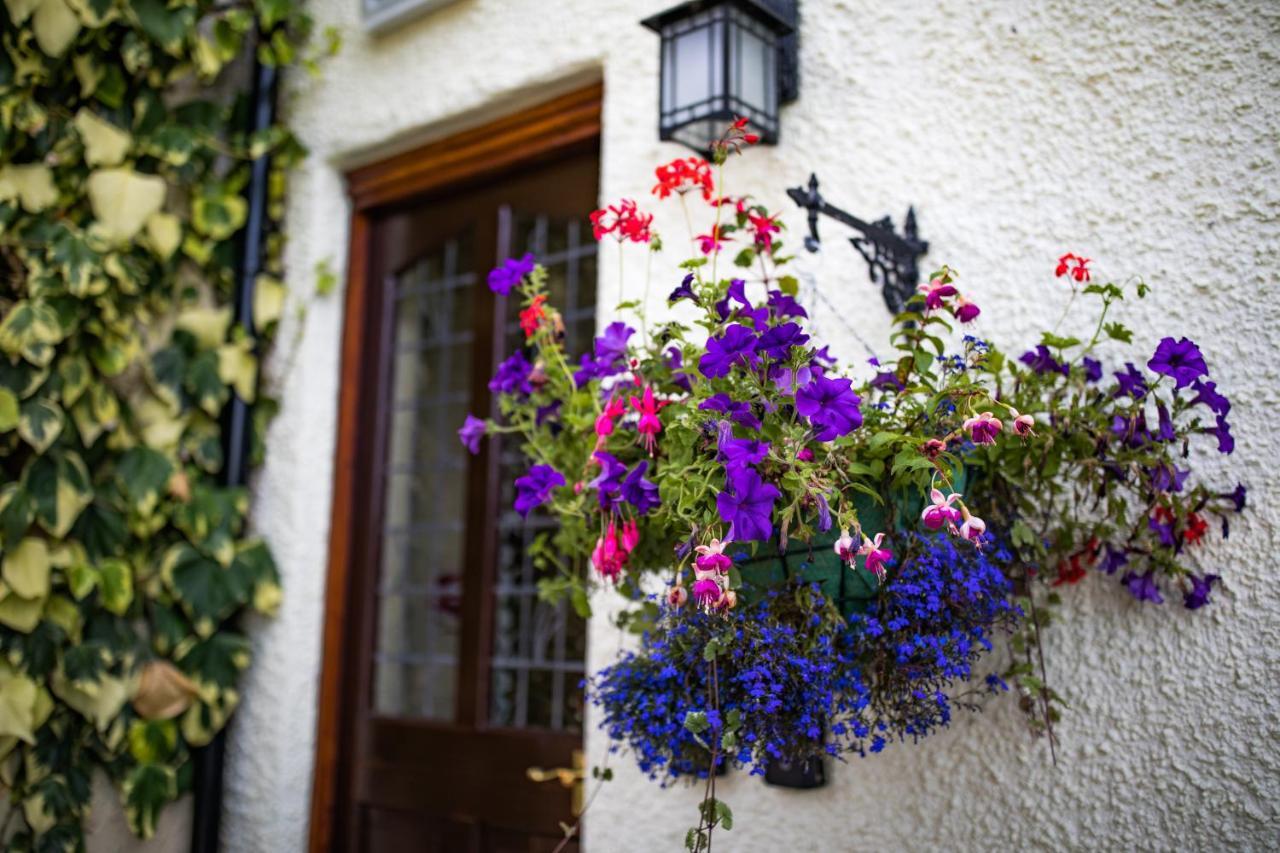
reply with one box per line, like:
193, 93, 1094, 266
589, 452, 628, 512
1183, 573, 1220, 610
1112, 363, 1148, 400
1098, 545, 1128, 575
1020, 345, 1069, 376
1082, 356, 1103, 383
458, 414, 486, 454
621, 460, 661, 514
1226, 483, 1247, 512
1190, 379, 1230, 416
719, 437, 770, 471
1207, 414, 1234, 454
1155, 403, 1176, 442
594, 322, 635, 365
1147, 336, 1208, 389
1148, 464, 1189, 493
1121, 570, 1164, 604
490, 351, 534, 395
514, 464, 565, 517
716, 467, 780, 542
699, 393, 761, 431
487, 253, 535, 295
870, 371, 905, 392
535, 400, 562, 426
1111, 411, 1151, 449
756, 322, 809, 360
715, 278, 751, 320
816, 493, 832, 533
769, 364, 812, 395
795, 374, 863, 441
767, 290, 808, 319
811, 346, 837, 367
1148, 512, 1177, 548
666, 346, 694, 392
699, 324, 760, 378
668, 273, 699, 305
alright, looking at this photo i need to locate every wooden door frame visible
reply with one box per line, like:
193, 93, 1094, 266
308, 83, 603, 853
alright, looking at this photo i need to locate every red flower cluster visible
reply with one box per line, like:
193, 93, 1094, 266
1055, 252, 1092, 283
1183, 512, 1209, 545
590, 199, 653, 243
652, 156, 714, 201
1053, 538, 1100, 586
519, 294, 547, 339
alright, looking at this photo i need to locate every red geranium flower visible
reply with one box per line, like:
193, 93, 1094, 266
519, 294, 547, 339
1183, 512, 1209, 545
590, 199, 653, 243
652, 157, 714, 201
1055, 252, 1092, 282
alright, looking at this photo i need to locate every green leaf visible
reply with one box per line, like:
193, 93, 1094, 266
24, 450, 93, 539
0, 388, 17, 432
0, 484, 34, 546
163, 545, 249, 635
192, 191, 247, 241
18, 396, 62, 454
683, 710, 709, 734
1104, 322, 1133, 344
130, 0, 195, 53
31, 0, 81, 56
0, 164, 57, 213
0, 668, 39, 743
714, 799, 733, 831
777, 275, 799, 296
121, 764, 177, 839
3, 538, 50, 599
0, 590, 44, 633
97, 558, 133, 615
115, 446, 173, 516
176, 632, 250, 688
128, 720, 177, 764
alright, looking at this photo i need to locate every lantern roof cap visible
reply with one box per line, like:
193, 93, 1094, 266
641, 0, 794, 36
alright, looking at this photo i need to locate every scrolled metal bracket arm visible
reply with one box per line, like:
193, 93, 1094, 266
786, 173, 929, 315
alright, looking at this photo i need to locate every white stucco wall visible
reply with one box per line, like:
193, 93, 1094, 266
225, 1, 1280, 850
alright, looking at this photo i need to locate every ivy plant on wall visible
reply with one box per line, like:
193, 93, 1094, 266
0, 0, 329, 845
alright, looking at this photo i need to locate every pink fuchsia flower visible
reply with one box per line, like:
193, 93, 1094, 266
858, 533, 892, 580
958, 510, 986, 545
629, 386, 668, 453
963, 411, 1003, 445
953, 296, 980, 323
667, 585, 688, 609
748, 211, 781, 251
694, 538, 732, 574
795, 447, 814, 462
713, 589, 738, 611
833, 529, 857, 564
1008, 408, 1035, 437
595, 396, 626, 437
591, 523, 627, 581
620, 518, 640, 553
691, 577, 722, 606
918, 277, 957, 310
921, 489, 962, 531
920, 438, 946, 459
695, 224, 729, 255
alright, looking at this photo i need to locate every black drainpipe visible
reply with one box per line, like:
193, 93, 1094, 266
191, 28, 279, 853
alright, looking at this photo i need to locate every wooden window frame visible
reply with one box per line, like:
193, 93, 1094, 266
308, 82, 602, 853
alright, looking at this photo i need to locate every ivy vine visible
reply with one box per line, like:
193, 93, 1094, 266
0, 0, 332, 846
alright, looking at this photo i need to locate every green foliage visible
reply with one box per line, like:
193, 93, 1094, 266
0, 0, 328, 843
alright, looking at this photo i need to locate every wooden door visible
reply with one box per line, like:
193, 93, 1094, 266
313, 90, 601, 853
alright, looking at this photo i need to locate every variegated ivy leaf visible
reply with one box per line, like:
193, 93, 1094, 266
73, 108, 131, 167
179, 681, 237, 748
0, 300, 63, 357
174, 306, 231, 350
0, 666, 40, 744
127, 719, 178, 764
187, 350, 229, 416
97, 558, 133, 615
23, 450, 93, 539
3, 0, 42, 25
217, 338, 256, 403
18, 397, 63, 455
252, 274, 285, 331
130, 0, 194, 54
86, 167, 166, 242
144, 212, 181, 260
51, 669, 132, 732
31, 0, 81, 57
0, 484, 35, 547
115, 446, 172, 517
192, 191, 247, 241
0, 589, 44, 633
0, 164, 57, 212
3, 537, 51, 599
122, 763, 177, 840
57, 354, 91, 408
161, 544, 251, 637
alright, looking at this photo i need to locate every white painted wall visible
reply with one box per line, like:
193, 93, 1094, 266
224, 1, 1280, 850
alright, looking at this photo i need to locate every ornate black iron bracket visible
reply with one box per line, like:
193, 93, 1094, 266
786, 173, 929, 315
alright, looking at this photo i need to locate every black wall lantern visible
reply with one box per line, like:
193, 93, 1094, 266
641, 0, 799, 152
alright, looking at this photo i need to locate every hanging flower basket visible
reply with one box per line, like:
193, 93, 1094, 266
460, 121, 1246, 850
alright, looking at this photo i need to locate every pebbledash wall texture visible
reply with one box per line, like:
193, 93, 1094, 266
216, 1, 1280, 851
